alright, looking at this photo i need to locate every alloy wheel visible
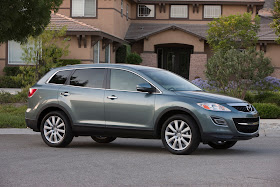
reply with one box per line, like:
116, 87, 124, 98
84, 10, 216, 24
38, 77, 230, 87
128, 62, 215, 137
165, 120, 192, 151
43, 116, 65, 144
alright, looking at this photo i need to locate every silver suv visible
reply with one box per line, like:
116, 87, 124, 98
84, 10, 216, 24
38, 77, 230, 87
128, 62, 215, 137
26, 64, 259, 155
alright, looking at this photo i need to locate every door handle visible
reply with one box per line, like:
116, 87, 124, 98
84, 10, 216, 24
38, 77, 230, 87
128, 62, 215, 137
61, 92, 70, 97
107, 95, 118, 100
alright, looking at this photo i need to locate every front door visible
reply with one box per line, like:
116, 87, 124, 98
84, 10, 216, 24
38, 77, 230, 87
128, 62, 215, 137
157, 44, 192, 79
104, 69, 156, 130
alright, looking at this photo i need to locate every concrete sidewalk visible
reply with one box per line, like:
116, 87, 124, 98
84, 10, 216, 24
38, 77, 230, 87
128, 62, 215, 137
0, 88, 22, 95
0, 119, 279, 137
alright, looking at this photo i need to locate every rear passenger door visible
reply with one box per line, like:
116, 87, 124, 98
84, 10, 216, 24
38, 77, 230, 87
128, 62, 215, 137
58, 68, 106, 127
104, 69, 156, 130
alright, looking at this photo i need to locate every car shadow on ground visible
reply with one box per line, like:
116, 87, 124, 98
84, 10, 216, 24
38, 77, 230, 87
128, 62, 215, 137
63, 140, 260, 156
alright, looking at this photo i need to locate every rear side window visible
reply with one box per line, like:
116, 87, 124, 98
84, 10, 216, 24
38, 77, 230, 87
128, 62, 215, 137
70, 68, 105, 88
48, 70, 72, 84
110, 69, 147, 91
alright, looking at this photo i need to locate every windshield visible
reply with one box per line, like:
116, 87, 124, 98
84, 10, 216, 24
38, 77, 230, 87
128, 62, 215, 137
140, 69, 201, 91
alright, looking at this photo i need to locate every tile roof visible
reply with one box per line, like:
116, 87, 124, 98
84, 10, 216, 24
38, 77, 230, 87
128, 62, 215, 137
48, 13, 100, 32
258, 16, 277, 41
125, 17, 277, 42
125, 23, 209, 40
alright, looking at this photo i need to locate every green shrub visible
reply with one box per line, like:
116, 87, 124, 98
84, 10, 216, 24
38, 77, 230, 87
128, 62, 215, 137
244, 92, 255, 103
0, 87, 28, 104
126, 52, 142, 65
116, 45, 127, 63
0, 91, 15, 103
0, 76, 23, 88
253, 103, 280, 119
254, 91, 278, 102
3, 67, 21, 76
57, 59, 81, 66
262, 96, 280, 107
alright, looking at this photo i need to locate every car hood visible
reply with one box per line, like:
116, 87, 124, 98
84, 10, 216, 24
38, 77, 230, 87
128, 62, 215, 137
175, 91, 245, 103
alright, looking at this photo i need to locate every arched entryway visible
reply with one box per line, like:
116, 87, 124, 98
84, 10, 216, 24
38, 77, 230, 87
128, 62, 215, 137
155, 43, 194, 79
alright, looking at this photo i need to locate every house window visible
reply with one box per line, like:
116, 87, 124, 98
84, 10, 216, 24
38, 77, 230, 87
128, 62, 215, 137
121, 0, 123, 17
8, 41, 27, 65
72, 0, 96, 17
93, 41, 99, 63
204, 5, 221, 18
170, 5, 188, 18
105, 44, 110, 63
138, 4, 155, 18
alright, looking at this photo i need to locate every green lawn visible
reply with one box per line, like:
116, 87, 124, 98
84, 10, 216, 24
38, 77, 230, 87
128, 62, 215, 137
0, 104, 27, 128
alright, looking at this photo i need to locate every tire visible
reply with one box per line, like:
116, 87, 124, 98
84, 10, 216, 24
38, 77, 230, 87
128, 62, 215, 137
208, 141, 237, 149
161, 114, 200, 155
91, 136, 116, 143
40, 111, 74, 147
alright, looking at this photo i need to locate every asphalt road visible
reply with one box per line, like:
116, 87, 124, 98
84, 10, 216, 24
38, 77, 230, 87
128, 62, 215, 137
0, 135, 279, 187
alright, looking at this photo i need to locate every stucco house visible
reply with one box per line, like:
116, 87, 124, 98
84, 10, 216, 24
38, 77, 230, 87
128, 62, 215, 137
0, 0, 279, 80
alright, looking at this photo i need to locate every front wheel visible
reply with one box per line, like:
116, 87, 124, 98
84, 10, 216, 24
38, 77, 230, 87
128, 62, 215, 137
91, 136, 116, 143
161, 114, 200, 155
208, 141, 237, 149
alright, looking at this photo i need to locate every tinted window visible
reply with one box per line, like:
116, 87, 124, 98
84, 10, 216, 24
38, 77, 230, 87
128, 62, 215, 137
140, 69, 201, 91
110, 69, 147, 91
70, 68, 105, 88
49, 70, 72, 84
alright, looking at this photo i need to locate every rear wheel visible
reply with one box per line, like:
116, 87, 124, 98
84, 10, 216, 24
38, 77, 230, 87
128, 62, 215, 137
208, 141, 237, 149
40, 111, 73, 147
161, 114, 200, 155
91, 136, 116, 143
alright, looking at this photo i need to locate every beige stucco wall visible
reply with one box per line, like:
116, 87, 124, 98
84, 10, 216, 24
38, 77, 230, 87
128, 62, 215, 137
0, 43, 7, 76
143, 29, 205, 53
262, 44, 280, 78
58, 0, 132, 39
222, 5, 248, 17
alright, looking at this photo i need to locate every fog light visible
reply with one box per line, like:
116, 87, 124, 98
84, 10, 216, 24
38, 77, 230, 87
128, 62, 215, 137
211, 117, 227, 126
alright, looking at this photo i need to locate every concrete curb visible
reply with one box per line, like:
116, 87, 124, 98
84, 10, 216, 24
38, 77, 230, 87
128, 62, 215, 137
0, 119, 279, 137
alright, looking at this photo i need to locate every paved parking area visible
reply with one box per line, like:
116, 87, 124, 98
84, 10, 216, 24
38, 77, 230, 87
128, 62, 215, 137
0, 135, 279, 187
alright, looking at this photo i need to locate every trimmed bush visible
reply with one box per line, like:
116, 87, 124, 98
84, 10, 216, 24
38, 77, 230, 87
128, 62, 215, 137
3, 67, 20, 76
0, 76, 23, 88
254, 91, 279, 103
244, 92, 255, 103
126, 52, 142, 65
262, 96, 280, 107
253, 103, 280, 119
58, 59, 81, 66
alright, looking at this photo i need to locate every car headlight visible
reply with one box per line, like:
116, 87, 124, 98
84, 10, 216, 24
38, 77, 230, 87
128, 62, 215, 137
197, 103, 231, 112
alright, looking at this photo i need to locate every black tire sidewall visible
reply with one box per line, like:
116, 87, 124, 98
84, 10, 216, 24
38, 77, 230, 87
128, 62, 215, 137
40, 111, 73, 147
161, 114, 200, 155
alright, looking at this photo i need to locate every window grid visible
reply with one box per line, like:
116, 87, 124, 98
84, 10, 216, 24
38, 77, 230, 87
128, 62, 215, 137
204, 5, 221, 18
72, 0, 96, 17
138, 4, 155, 17
170, 5, 188, 18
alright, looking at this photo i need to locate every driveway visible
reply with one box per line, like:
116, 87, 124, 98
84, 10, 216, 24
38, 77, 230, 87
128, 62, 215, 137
0, 135, 279, 187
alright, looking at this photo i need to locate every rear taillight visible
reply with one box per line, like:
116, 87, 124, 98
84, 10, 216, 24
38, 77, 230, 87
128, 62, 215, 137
28, 88, 37, 98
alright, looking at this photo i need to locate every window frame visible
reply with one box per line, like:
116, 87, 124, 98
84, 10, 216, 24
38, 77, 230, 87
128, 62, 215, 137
126, 4, 129, 20
137, 4, 155, 18
203, 5, 222, 19
46, 69, 74, 85
93, 41, 100, 63
107, 68, 161, 93
105, 44, 111, 64
71, 0, 97, 18
121, 0, 123, 17
170, 5, 189, 19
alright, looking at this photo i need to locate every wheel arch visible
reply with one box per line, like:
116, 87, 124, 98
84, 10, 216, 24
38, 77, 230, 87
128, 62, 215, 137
36, 104, 74, 131
154, 107, 203, 138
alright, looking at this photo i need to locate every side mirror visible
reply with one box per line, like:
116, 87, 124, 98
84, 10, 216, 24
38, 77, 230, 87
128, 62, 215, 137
136, 83, 156, 93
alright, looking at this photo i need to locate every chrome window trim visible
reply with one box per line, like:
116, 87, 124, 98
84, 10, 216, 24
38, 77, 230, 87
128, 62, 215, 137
45, 66, 162, 94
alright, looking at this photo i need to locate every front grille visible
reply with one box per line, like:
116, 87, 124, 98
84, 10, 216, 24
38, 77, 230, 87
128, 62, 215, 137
233, 118, 259, 133
232, 106, 255, 112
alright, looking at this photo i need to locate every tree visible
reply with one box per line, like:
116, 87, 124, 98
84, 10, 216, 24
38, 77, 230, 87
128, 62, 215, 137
206, 48, 274, 99
17, 26, 69, 86
0, 0, 63, 43
206, 12, 260, 51
271, 0, 280, 44
126, 53, 142, 65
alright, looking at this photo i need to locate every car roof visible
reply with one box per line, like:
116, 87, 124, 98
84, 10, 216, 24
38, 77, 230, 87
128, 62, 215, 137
53, 63, 160, 72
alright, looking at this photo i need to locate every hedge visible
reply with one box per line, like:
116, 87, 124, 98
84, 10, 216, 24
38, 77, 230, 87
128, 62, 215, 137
3, 67, 21, 76
253, 103, 280, 119
0, 76, 23, 88
58, 59, 81, 66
